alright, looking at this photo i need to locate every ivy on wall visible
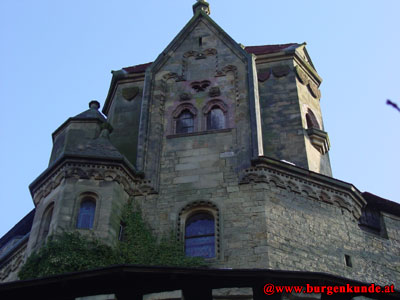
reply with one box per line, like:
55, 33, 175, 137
18, 202, 204, 280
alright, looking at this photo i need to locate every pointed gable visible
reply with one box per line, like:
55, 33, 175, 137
135, 7, 263, 190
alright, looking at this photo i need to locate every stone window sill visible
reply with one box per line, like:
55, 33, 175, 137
167, 128, 232, 139
306, 127, 330, 154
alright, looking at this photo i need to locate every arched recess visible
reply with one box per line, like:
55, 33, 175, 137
38, 202, 54, 244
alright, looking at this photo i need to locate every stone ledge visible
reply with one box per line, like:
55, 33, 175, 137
166, 128, 232, 139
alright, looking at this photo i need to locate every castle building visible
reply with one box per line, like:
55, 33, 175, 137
0, 1, 399, 299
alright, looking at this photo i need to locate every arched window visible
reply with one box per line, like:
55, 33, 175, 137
305, 108, 320, 129
39, 203, 54, 243
203, 100, 228, 131
185, 212, 215, 258
176, 110, 194, 134
76, 198, 96, 229
207, 107, 225, 130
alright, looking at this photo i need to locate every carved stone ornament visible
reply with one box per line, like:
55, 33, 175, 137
295, 65, 308, 85
196, 52, 206, 59
307, 81, 321, 99
209, 87, 221, 97
163, 72, 186, 82
272, 65, 290, 77
239, 159, 361, 220
191, 80, 211, 92
122, 87, 139, 101
257, 69, 271, 82
180, 93, 191, 101
31, 162, 154, 205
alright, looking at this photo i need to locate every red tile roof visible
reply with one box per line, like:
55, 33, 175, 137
122, 44, 298, 74
122, 62, 152, 74
244, 43, 297, 55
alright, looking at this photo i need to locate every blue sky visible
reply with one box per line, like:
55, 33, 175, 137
0, 0, 399, 237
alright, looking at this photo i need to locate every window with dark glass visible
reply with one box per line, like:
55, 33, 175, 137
185, 212, 215, 258
176, 110, 194, 133
305, 109, 320, 129
207, 107, 225, 130
76, 199, 96, 229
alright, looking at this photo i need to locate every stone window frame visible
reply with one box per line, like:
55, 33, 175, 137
172, 103, 198, 134
178, 201, 220, 260
202, 99, 229, 131
74, 192, 100, 231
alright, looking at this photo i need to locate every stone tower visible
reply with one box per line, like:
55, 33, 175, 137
0, 1, 399, 294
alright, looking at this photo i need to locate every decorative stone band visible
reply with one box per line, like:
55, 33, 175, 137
295, 65, 321, 99
271, 65, 290, 77
239, 157, 365, 220
0, 241, 27, 282
306, 128, 330, 154
30, 158, 155, 205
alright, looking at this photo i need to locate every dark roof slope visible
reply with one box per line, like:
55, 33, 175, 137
362, 192, 400, 216
122, 62, 152, 74
244, 43, 298, 55
0, 210, 35, 250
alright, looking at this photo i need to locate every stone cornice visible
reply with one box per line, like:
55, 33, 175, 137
240, 156, 366, 220
254, 49, 322, 87
29, 156, 153, 206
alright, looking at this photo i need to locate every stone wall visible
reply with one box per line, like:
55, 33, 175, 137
138, 156, 399, 287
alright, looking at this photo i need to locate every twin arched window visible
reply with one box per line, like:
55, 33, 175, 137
174, 100, 227, 134
76, 197, 96, 229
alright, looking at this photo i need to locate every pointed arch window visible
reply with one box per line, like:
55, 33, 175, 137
76, 198, 96, 229
185, 212, 215, 258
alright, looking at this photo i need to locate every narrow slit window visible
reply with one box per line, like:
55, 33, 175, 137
345, 254, 352, 267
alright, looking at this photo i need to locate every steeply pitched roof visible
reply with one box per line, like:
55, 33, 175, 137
121, 44, 299, 75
